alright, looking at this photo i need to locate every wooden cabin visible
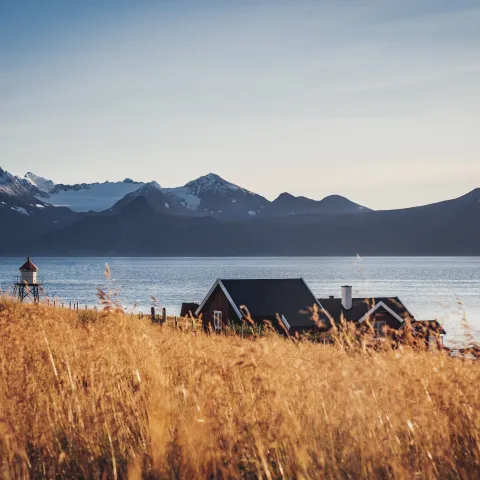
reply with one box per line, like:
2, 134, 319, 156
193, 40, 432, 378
319, 286, 446, 345
319, 287, 415, 336
195, 278, 327, 334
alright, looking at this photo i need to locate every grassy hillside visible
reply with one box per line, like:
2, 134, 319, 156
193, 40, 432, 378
1, 299, 479, 479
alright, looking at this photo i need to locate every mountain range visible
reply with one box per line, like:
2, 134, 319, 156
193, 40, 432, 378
1, 167, 479, 256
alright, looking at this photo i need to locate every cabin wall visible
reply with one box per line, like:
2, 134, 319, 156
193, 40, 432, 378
289, 325, 318, 335
415, 328, 444, 350
200, 285, 235, 331
368, 309, 403, 331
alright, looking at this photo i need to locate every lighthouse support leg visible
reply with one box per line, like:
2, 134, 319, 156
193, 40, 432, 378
13, 285, 40, 303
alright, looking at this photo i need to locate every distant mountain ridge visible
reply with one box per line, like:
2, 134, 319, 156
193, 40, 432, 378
0, 168, 369, 219
265, 192, 370, 216
9, 185, 478, 256
1, 165, 479, 256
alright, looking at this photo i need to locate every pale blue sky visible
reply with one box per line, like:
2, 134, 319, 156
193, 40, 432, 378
1, 0, 479, 209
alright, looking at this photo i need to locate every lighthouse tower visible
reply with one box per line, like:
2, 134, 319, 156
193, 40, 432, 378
13, 257, 42, 302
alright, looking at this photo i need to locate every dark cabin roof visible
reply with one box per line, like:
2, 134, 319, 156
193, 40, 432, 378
318, 297, 413, 324
198, 278, 327, 329
19, 257, 38, 272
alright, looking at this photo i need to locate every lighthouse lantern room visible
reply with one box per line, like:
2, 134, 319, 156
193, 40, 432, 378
13, 257, 42, 302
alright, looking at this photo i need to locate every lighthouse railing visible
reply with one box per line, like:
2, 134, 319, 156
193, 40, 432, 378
14, 276, 43, 285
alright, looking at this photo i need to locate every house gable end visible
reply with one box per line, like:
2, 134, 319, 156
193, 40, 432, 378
358, 301, 405, 325
195, 279, 243, 320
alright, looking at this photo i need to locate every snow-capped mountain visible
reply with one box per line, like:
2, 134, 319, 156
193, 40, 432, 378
165, 173, 269, 219
3, 167, 148, 212
0, 167, 143, 212
0, 167, 46, 198
24, 172, 56, 193
1, 167, 371, 220
0, 174, 81, 253
109, 181, 192, 216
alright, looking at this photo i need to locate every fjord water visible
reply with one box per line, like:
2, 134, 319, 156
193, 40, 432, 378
1, 257, 479, 344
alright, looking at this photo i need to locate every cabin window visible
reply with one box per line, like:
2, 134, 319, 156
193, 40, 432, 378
213, 311, 223, 331
373, 320, 387, 337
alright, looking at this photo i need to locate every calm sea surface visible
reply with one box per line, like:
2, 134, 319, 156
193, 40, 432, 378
1, 257, 479, 344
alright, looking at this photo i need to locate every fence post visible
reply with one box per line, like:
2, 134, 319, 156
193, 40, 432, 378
162, 308, 167, 325
174, 316, 177, 328
151, 306, 156, 323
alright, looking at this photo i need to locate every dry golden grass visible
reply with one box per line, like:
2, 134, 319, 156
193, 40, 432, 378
1, 298, 480, 479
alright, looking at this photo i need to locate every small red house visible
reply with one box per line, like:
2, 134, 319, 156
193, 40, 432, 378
195, 278, 327, 333
319, 286, 446, 343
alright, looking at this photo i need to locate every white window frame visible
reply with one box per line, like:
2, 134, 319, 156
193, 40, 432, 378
213, 311, 223, 331
373, 320, 387, 337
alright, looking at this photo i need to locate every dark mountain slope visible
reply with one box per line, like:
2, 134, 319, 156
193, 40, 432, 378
0, 192, 81, 252
263, 192, 370, 217
27, 197, 222, 256
6, 188, 480, 256
108, 182, 194, 216
238, 188, 480, 255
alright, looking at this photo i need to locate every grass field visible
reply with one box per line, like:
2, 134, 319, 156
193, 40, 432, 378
1, 297, 479, 479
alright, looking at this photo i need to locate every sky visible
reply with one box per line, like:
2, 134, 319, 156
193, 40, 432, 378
1, 0, 479, 209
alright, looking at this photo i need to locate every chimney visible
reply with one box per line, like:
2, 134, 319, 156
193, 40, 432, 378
341, 286, 352, 310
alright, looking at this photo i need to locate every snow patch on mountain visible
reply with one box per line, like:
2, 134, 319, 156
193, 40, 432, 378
45, 180, 146, 212
11, 206, 29, 215
168, 187, 202, 211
